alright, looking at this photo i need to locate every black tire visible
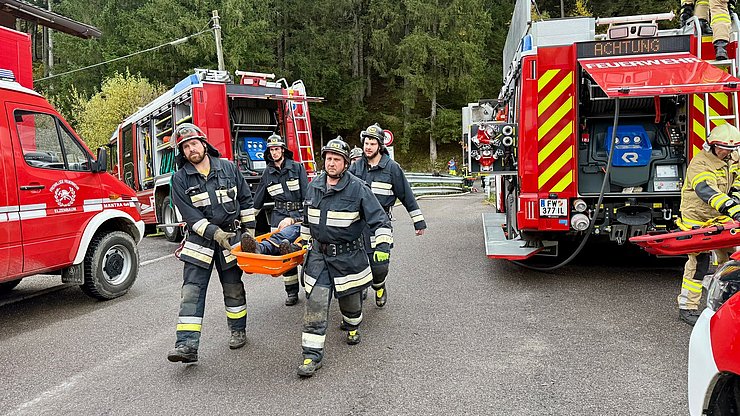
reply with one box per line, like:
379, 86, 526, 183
162, 195, 182, 242
0, 279, 22, 293
80, 231, 139, 300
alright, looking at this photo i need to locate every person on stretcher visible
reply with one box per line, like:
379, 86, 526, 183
241, 219, 303, 256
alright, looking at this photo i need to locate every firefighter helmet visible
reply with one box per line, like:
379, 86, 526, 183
266, 133, 288, 149
174, 123, 207, 149
349, 147, 363, 160
361, 123, 385, 144
321, 136, 350, 164
707, 123, 740, 150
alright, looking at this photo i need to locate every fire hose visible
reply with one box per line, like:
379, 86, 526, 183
513, 98, 620, 272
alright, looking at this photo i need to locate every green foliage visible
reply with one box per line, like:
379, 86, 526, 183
73, 72, 165, 150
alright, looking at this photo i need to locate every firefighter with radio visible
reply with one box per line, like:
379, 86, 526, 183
253, 133, 308, 306
676, 123, 740, 326
167, 123, 256, 363
297, 137, 392, 377
679, 0, 733, 60
349, 123, 426, 308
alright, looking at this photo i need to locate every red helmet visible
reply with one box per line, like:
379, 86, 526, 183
174, 123, 207, 148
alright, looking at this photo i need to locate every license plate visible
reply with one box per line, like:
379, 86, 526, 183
539, 199, 567, 217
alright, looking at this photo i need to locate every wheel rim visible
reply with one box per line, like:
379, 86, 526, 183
102, 244, 132, 285
163, 204, 176, 236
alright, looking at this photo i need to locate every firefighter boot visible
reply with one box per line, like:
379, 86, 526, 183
700, 19, 714, 36
679, 3, 694, 28
297, 357, 323, 377
285, 293, 299, 306
715, 40, 729, 61
229, 330, 247, 349
241, 233, 261, 254
679, 309, 701, 326
375, 287, 387, 307
346, 329, 361, 345
167, 345, 198, 363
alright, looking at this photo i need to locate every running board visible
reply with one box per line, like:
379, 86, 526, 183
482, 212, 557, 260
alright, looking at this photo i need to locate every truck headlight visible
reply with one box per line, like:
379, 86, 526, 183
707, 262, 740, 311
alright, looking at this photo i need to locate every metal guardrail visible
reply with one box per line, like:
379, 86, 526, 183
405, 172, 468, 196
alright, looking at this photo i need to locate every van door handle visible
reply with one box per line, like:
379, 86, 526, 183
20, 185, 45, 191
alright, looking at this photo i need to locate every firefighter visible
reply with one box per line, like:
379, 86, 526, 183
676, 123, 740, 326
297, 137, 392, 377
348, 123, 427, 308
350, 147, 363, 165
167, 123, 256, 363
253, 133, 308, 306
679, 0, 734, 60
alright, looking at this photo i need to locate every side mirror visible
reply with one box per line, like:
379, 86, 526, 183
93, 146, 108, 173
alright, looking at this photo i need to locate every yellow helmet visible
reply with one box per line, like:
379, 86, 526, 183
707, 124, 740, 150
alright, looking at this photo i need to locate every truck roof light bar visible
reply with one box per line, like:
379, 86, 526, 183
596, 12, 675, 26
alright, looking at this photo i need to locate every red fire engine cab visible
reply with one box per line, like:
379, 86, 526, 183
474, 1, 740, 263
111, 69, 320, 241
0, 26, 143, 299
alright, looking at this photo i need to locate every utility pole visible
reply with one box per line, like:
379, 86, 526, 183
212, 10, 225, 71
48, 0, 54, 76
560, 0, 565, 18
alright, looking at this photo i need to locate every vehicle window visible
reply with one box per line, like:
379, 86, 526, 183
15, 111, 90, 171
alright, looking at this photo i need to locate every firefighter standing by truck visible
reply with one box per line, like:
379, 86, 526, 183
297, 137, 392, 377
676, 123, 740, 326
349, 123, 426, 307
679, 0, 734, 59
167, 123, 257, 363
253, 133, 308, 306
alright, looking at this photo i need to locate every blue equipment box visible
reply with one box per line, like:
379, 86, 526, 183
605, 125, 652, 167
242, 136, 266, 161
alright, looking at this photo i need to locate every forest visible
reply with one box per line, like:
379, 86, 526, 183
18, 0, 678, 169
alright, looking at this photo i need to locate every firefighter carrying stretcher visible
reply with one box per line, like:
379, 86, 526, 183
676, 123, 740, 326
253, 133, 308, 306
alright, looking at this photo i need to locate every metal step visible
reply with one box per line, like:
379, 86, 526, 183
482, 212, 556, 260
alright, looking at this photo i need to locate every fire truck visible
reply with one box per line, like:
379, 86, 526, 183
1, 25, 143, 299
111, 69, 320, 241
474, 0, 740, 263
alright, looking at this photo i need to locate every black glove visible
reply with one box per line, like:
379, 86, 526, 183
680, 3, 694, 27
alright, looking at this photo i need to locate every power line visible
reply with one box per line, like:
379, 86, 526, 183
37, 26, 214, 82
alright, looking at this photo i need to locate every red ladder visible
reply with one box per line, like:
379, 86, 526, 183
288, 80, 316, 175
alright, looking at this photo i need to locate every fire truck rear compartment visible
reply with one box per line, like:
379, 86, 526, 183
229, 98, 280, 181
577, 76, 687, 240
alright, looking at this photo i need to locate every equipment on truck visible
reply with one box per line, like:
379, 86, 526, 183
476, 0, 740, 267
111, 69, 322, 242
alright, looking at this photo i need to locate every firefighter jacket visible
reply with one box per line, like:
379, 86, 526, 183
253, 158, 308, 225
299, 171, 392, 298
172, 153, 256, 269
679, 148, 740, 229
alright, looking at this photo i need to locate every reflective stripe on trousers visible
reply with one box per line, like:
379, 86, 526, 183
678, 249, 730, 309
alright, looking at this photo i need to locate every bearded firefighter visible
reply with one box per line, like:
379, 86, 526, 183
677, 123, 740, 326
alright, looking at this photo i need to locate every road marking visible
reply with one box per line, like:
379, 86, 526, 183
140, 253, 174, 267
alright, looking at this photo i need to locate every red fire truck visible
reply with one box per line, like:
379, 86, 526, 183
1, 26, 143, 299
111, 69, 320, 241
475, 2, 740, 263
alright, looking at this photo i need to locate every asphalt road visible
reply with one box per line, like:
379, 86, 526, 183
0, 193, 691, 415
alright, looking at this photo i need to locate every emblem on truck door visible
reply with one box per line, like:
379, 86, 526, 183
51, 179, 79, 207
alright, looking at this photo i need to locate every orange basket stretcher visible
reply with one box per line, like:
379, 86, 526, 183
231, 231, 306, 277
629, 220, 740, 256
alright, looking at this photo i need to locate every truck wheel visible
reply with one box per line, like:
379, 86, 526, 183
81, 231, 139, 300
0, 279, 22, 293
162, 195, 182, 242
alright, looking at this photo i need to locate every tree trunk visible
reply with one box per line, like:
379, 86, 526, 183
430, 90, 438, 166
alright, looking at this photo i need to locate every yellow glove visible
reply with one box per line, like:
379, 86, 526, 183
373, 251, 390, 262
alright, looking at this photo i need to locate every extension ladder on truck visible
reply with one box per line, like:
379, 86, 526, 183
288, 81, 316, 175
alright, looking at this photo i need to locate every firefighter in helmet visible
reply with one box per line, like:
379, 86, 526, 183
167, 123, 256, 363
251, 133, 308, 306
677, 123, 740, 326
349, 146, 363, 165
297, 137, 392, 377
349, 123, 427, 308
679, 0, 734, 60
